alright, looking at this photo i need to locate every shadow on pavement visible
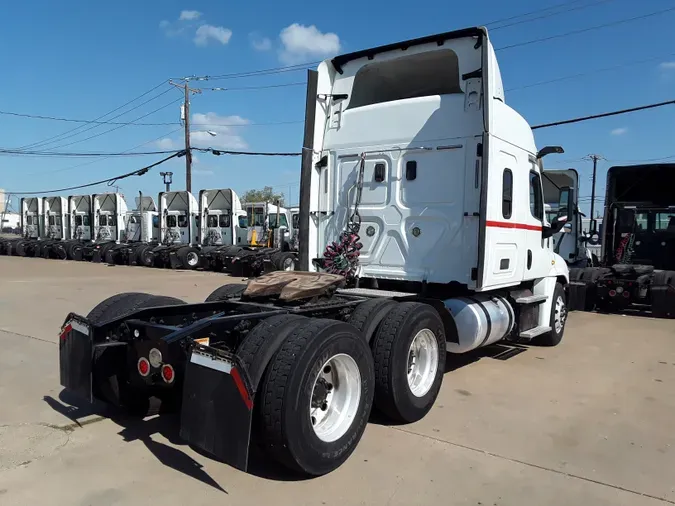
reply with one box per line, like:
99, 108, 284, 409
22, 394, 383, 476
44, 390, 310, 490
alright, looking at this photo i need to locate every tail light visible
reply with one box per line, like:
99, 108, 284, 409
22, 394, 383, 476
161, 364, 175, 384
623, 291, 630, 298
609, 290, 617, 297
137, 357, 150, 377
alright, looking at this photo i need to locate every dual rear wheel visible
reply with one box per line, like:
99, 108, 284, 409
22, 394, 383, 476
238, 300, 446, 476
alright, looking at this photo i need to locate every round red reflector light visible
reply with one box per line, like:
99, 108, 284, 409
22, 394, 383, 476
161, 364, 175, 384
609, 290, 617, 297
137, 358, 150, 377
623, 291, 630, 298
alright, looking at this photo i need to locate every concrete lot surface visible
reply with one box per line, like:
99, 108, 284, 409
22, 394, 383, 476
0, 256, 674, 505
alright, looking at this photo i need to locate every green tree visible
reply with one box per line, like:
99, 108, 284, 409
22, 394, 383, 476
241, 186, 285, 206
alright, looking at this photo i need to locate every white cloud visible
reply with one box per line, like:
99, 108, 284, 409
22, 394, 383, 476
659, 61, 675, 70
194, 24, 232, 46
155, 138, 175, 149
179, 10, 201, 21
611, 127, 628, 136
190, 112, 249, 149
279, 23, 340, 64
250, 32, 272, 51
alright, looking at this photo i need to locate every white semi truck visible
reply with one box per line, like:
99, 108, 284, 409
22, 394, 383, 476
0, 197, 43, 256
38, 196, 70, 259
201, 196, 298, 275
144, 191, 201, 269
106, 194, 161, 266
59, 26, 571, 478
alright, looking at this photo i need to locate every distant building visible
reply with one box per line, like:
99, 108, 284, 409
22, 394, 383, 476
1, 212, 20, 231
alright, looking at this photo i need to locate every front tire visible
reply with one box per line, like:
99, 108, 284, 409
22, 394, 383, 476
258, 319, 375, 476
371, 302, 446, 423
178, 247, 200, 269
534, 282, 567, 347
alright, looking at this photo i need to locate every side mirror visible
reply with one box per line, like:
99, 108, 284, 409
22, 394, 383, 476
536, 146, 565, 159
542, 215, 568, 239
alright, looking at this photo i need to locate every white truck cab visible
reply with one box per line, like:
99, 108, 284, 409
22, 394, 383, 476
68, 195, 93, 241
199, 188, 248, 247
158, 191, 199, 246
303, 26, 569, 343
21, 197, 43, 239
43, 197, 69, 240
123, 195, 159, 243
93, 193, 128, 243
244, 201, 292, 249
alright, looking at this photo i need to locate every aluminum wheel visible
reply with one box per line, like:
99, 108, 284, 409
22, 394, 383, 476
407, 329, 439, 398
186, 251, 199, 267
554, 295, 566, 334
310, 353, 361, 443
282, 257, 295, 271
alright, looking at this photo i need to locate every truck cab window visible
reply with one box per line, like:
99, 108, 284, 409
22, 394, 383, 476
502, 169, 513, 219
529, 172, 543, 220
292, 213, 299, 229
219, 215, 231, 228
83, 216, 90, 226
27, 216, 33, 225
108, 215, 116, 226
99, 216, 108, 226
238, 216, 248, 228
655, 213, 675, 232
49, 216, 55, 226
269, 214, 289, 228
75, 216, 82, 226
178, 214, 188, 228
152, 216, 159, 228
167, 215, 177, 228
207, 215, 218, 227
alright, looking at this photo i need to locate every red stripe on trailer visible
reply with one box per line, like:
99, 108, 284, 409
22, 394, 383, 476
59, 323, 73, 341
230, 367, 253, 410
486, 220, 542, 231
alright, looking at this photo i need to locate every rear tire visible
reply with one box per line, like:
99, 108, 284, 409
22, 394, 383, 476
178, 247, 200, 269
274, 252, 297, 271
258, 319, 375, 476
533, 282, 567, 347
371, 302, 446, 423
204, 283, 246, 302
347, 298, 398, 343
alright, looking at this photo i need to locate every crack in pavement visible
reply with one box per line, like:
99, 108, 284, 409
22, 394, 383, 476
0, 328, 56, 345
389, 426, 675, 505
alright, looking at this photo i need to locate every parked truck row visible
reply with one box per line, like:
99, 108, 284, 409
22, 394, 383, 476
0, 188, 299, 276
567, 163, 675, 318
58, 27, 581, 479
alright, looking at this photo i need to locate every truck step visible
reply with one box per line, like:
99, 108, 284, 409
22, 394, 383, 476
337, 287, 417, 298
519, 326, 551, 339
515, 294, 548, 305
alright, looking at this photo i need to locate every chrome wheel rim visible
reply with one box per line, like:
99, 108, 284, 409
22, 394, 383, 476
186, 251, 199, 267
407, 329, 439, 397
310, 353, 361, 443
554, 295, 566, 334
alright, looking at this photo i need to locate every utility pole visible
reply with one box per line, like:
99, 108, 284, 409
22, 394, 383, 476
160, 171, 173, 192
169, 79, 202, 193
583, 154, 604, 234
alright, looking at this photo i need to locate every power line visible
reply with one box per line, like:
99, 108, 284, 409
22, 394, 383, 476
0, 148, 179, 157
17, 81, 169, 151
532, 98, 675, 130
497, 6, 675, 51
489, 0, 615, 31
7, 151, 186, 195
484, 0, 590, 27
507, 52, 675, 92
42, 97, 182, 151
198, 147, 302, 157
29, 87, 175, 151
22, 129, 184, 177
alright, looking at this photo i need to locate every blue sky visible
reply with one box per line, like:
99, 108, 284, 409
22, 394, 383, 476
1, 0, 674, 216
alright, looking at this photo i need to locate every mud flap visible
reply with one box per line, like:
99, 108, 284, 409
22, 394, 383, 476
180, 345, 253, 472
59, 316, 94, 403
651, 285, 675, 318
566, 281, 587, 311
169, 251, 183, 269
